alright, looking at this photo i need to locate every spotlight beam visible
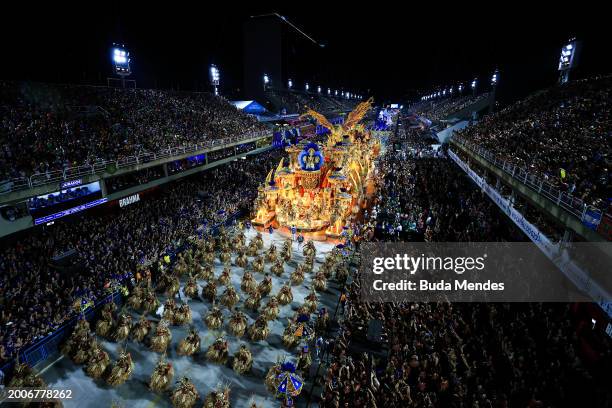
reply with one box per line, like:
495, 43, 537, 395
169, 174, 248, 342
250, 12, 325, 48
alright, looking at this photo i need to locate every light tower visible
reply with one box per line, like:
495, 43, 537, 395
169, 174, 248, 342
210, 64, 220, 95
471, 78, 477, 96
558, 38, 580, 84
263, 73, 270, 90
110, 43, 132, 88
288, 78, 293, 89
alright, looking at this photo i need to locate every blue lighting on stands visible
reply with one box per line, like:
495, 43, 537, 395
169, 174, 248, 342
34, 198, 109, 225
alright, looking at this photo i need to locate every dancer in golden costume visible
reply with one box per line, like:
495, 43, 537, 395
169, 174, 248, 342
262, 295, 280, 321
254, 232, 264, 249
86, 345, 110, 379
203, 385, 231, 408
163, 298, 178, 322
265, 243, 278, 263
171, 377, 199, 408
281, 240, 292, 262
257, 274, 273, 297
219, 250, 231, 265
150, 320, 172, 352
304, 253, 315, 273
271, 259, 284, 277
221, 286, 239, 308
218, 266, 231, 286
149, 353, 174, 392
282, 321, 300, 349
95, 307, 114, 338
106, 350, 134, 386
183, 275, 199, 298
201, 280, 217, 303
142, 289, 160, 315
303, 240, 316, 258
199, 262, 215, 281
304, 290, 318, 314
241, 270, 257, 295
113, 312, 132, 342
297, 345, 313, 378
72, 333, 98, 364
313, 270, 327, 292
131, 314, 152, 343
334, 263, 349, 283
9, 360, 47, 388
235, 251, 248, 268
248, 315, 270, 341
244, 290, 262, 312
177, 328, 201, 356
173, 303, 192, 326
228, 309, 248, 337
232, 344, 253, 375
205, 305, 224, 329
252, 255, 265, 273
290, 264, 305, 285
277, 284, 293, 306
206, 337, 229, 364
264, 361, 282, 394
127, 285, 144, 310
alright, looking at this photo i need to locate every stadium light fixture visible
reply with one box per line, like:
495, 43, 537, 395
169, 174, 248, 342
335, 90, 338, 96
111, 44, 131, 77
558, 38, 580, 84
458, 84, 463, 92
210, 64, 220, 95
491, 69, 499, 86
305, 82, 309, 91
317, 85, 321, 93
288, 78, 293, 89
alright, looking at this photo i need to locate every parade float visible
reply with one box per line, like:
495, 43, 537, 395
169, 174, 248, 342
252, 98, 379, 239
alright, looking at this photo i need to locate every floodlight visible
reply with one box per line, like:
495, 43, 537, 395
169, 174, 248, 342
288, 79, 293, 89
317, 85, 321, 93
305, 83, 309, 91
111, 44, 131, 77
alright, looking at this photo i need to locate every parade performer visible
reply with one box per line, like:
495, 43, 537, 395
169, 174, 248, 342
131, 314, 152, 343
183, 275, 199, 298
254, 232, 264, 249
142, 289, 160, 315
177, 328, 201, 356
313, 270, 327, 292
73, 333, 98, 364
218, 267, 231, 286
106, 350, 134, 386
232, 344, 253, 375
8, 359, 47, 388
95, 307, 115, 338
114, 312, 132, 342
334, 263, 349, 283
248, 315, 270, 341
174, 303, 192, 326
271, 259, 284, 277
245, 290, 262, 312
241, 270, 257, 295
303, 240, 316, 258
252, 255, 265, 273
149, 353, 174, 392
246, 240, 258, 256
201, 280, 217, 303
277, 284, 293, 306
315, 307, 330, 333
221, 286, 240, 308
163, 298, 178, 322
304, 254, 315, 273
281, 240, 292, 262
275, 361, 304, 407
282, 321, 300, 349
265, 361, 283, 394
297, 345, 313, 378
263, 296, 281, 321
206, 337, 229, 364
219, 250, 231, 265
203, 385, 231, 408
85, 345, 110, 379
235, 251, 248, 268
304, 291, 318, 314
205, 305, 224, 329
290, 264, 305, 286
228, 309, 248, 337
171, 377, 199, 408
150, 320, 172, 352
257, 273, 273, 297
127, 285, 144, 310
265, 243, 278, 263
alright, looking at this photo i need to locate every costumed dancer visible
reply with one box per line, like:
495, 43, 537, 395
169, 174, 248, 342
290, 264, 305, 286
203, 385, 231, 408
235, 251, 248, 268
171, 377, 199, 408
304, 291, 318, 314
262, 296, 280, 321
248, 315, 270, 341
163, 298, 178, 322
199, 262, 215, 281
149, 353, 174, 392
218, 266, 232, 286
252, 255, 265, 274
205, 304, 224, 330
232, 344, 253, 375
206, 337, 229, 364
177, 328, 201, 356
221, 286, 240, 308
150, 319, 172, 352
244, 290, 262, 312
241, 270, 258, 295
113, 312, 132, 342
201, 280, 217, 303
106, 349, 134, 386
257, 274, 273, 297
95, 307, 115, 338
271, 259, 284, 277
313, 270, 327, 292
265, 243, 278, 263
85, 345, 110, 379
131, 314, 152, 343
183, 275, 199, 298
174, 303, 192, 326
228, 309, 248, 337
277, 284, 293, 306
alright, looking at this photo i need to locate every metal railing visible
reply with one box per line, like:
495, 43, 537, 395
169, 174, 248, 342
0, 130, 270, 195
451, 136, 609, 224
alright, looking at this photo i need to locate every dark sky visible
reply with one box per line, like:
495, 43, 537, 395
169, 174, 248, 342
2, 3, 610, 104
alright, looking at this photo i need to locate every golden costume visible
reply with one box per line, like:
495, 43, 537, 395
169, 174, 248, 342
241, 270, 257, 295
277, 284, 293, 306
221, 286, 240, 308
335, 264, 349, 283
265, 244, 278, 263
290, 264, 305, 286
248, 315, 270, 341
163, 299, 178, 322
173, 304, 192, 326
262, 296, 280, 321
246, 242, 258, 257
113, 313, 132, 342
131, 315, 152, 343
271, 259, 284, 277
183, 276, 199, 298
304, 291, 318, 314
95, 309, 114, 338
149, 354, 174, 392
235, 252, 248, 268
281, 240, 292, 262
8, 362, 47, 388
264, 362, 282, 394
171, 377, 199, 408
218, 267, 232, 287
85, 346, 110, 379
150, 320, 172, 352
244, 291, 262, 312
219, 250, 231, 265
254, 232, 264, 249
313, 271, 327, 292
303, 240, 316, 258
142, 291, 160, 315
203, 386, 231, 408
257, 275, 273, 297
205, 306, 224, 330
228, 310, 248, 337
206, 337, 229, 364
232, 344, 253, 375
252, 255, 265, 273
106, 351, 133, 386
282, 322, 300, 349
177, 328, 201, 356
201, 281, 217, 303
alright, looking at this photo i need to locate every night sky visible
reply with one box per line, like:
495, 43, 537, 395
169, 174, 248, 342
2, 3, 610, 104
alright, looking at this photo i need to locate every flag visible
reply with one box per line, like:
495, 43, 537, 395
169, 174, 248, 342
560, 168, 567, 179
